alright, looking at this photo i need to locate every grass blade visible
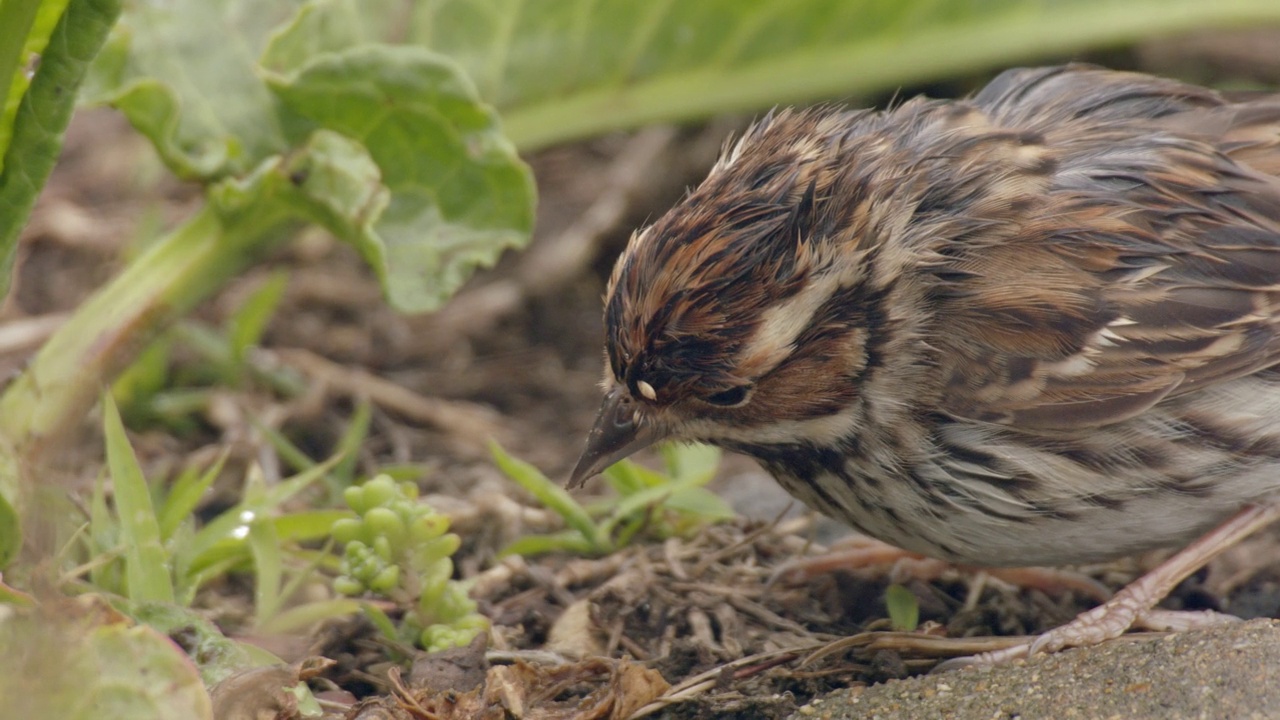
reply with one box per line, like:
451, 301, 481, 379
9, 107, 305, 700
329, 397, 371, 490
102, 391, 173, 603
157, 449, 228, 542
490, 441, 605, 551
247, 518, 283, 627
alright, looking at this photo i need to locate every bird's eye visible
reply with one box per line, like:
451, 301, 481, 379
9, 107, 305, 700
705, 385, 750, 407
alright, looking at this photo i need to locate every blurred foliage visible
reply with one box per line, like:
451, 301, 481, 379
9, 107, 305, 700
84, 393, 348, 613
0, 597, 213, 720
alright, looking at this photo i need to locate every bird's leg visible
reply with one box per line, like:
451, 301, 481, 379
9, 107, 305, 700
937, 503, 1280, 670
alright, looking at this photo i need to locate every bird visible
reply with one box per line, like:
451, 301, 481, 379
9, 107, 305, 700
569, 63, 1280, 665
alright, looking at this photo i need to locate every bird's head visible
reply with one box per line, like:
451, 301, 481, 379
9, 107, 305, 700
570, 107, 910, 487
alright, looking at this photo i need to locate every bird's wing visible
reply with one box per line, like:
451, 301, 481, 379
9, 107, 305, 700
931, 65, 1280, 430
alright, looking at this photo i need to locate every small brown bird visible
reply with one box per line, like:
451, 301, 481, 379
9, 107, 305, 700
571, 64, 1280, 664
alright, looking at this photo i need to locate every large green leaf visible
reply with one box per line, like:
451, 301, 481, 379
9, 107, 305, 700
0, 601, 213, 719
83, 0, 535, 312
81, 0, 299, 179
266, 46, 533, 310
262, 0, 1280, 150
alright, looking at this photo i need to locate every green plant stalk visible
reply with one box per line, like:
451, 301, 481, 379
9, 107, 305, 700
0, 204, 297, 570
502, 1, 1280, 151
0, 205, 294, 462
0, 0, 42, 145
1, 0, 119, 285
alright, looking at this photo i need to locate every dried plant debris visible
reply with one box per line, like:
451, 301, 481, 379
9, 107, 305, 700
349, 649, 666, 720
462, 516, 1104, 719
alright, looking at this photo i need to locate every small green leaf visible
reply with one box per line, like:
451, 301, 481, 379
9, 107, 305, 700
491, 441, 606, 552
330, 398, 371, 489
603, 458, 670, 492
885, 584, 920, 632
499, 530, 600, 558
103, 392, 174, 604
247, 518, 284, 627
361, 602, 400, 643
172, 321, 234, 376
272, 509, 353, 543
611, 513, 649, 550
601, 460, 648, 496
600, 468, 731, 538
259, 598, 361, 636
663, 485, 735, 521
180, 452, 341, 584
255, 421, 317, 474
264, 451, 345, 507
112, 334, 172, 416
599, 483, 674, 539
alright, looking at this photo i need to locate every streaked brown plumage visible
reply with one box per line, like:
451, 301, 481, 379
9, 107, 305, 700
572, 64, 1280, 662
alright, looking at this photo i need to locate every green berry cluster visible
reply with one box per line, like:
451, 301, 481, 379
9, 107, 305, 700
332, 475, 487, 651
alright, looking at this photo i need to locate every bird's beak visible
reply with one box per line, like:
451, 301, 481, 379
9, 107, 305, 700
569, 387, 661, 488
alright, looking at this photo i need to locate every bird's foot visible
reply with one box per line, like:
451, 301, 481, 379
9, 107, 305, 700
934, 504, 1277, 671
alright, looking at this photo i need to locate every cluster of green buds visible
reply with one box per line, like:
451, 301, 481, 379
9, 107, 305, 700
332, 475, 487, 651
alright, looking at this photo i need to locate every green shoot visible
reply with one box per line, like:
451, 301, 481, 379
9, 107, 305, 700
885, 584, 921, 632
332, 474, 487, 652
494, 441, 734, 558
156, 452, 228, 543
102, 393, 173, 603
83, 392, 349, 611
491, 442, 606, 553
